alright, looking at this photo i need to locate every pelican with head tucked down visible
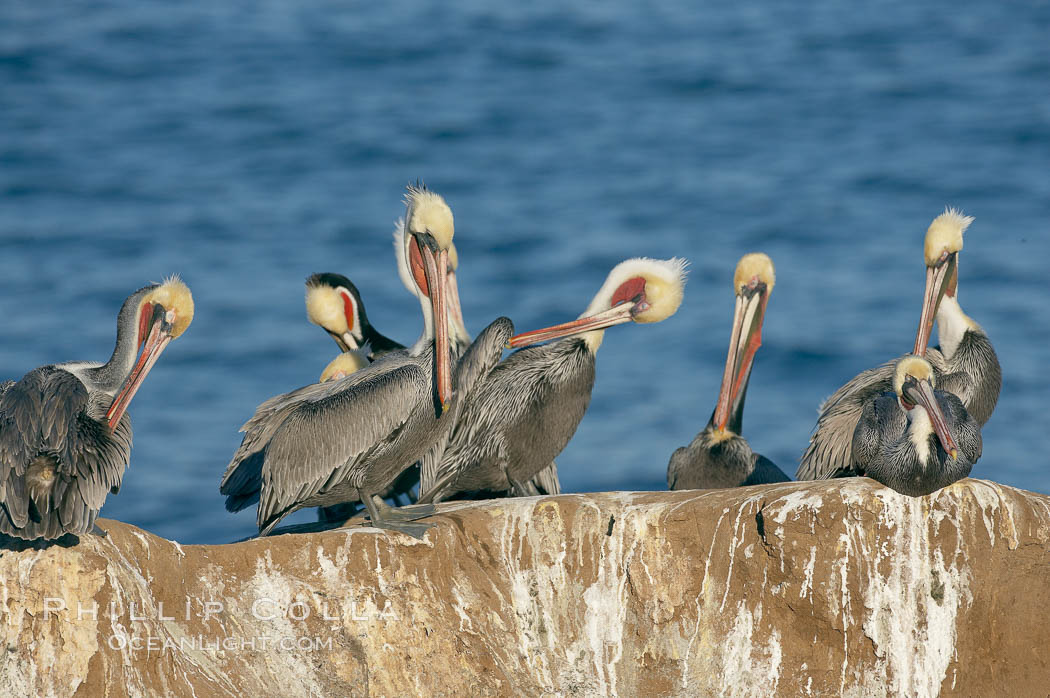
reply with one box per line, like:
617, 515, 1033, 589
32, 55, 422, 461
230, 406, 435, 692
305, 273, 403, 361
221, 185, 509, 538
796, 208, 1000, 481
419, 257, 687, 504
668, 253, 789, 490
1, 278, 193, 541
851, 355, 981, 496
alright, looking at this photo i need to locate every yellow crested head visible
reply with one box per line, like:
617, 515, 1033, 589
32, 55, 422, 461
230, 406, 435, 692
146, 276, 194, 337
590, 257, 689, 324
893, 355, 935, 395
405, 184, 454, 250
319, 351, 369, 382
305, 283, 347, 334
924, 207, 971, 267
733, 252, 775, 296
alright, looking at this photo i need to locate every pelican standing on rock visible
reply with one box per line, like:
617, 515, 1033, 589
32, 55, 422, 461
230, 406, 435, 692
221, 186, 507, 538
851, 355, 981, 496
797, 208, 1000, 481
419, 257, 687, 504
0, 278, 193, 540
302, 245, 478, 521
667, 253, 789, 490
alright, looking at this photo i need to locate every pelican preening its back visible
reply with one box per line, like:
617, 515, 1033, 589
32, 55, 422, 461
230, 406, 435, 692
851, 356, 981, 496
668, 253, 790, 490
796, 208, 1000, 483
0, 278, 193, 540
419, 257, 688, 504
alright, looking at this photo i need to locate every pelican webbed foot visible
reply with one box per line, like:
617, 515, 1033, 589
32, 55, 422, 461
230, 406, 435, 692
360, 492, 436, 539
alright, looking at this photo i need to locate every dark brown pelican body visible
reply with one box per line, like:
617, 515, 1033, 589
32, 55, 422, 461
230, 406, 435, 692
851, 356, 982, 496
0, 280, 192, 540
669, 431, 787, 490
796, 330, 998, 481
0, 370, 132, 540
420, 337, 593, 503
420, 257, 687, 504
796, 209, 999, 481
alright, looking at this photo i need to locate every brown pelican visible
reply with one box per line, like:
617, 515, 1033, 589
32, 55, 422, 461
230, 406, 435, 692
667, 253, 790, 490
852, 355, 981, 496
796, 208, 1000, 481
221, 185, 497, 538
912, 210, 1001, 424
0, 278, 193, 540
419, 257, 687, 504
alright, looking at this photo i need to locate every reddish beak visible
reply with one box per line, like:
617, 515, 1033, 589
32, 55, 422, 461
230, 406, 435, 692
712, 290, 768, 430
105, 313, 173, 429
507, 303, 635, 348
905, 378, 959, 459
417, 234, 452, 412
913, 253, 956, 356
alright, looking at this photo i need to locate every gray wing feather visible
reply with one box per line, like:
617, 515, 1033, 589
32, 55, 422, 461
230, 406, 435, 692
256, 362, 427, 529
422, 340, 590, 503
797, 358, 896, 481
418, 317, 515, 497
220, 369, 388, 507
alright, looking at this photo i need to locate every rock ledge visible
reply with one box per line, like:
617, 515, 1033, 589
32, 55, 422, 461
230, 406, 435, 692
2, 478, 1049, 697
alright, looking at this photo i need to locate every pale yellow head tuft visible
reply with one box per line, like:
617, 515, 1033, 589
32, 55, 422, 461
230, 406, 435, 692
146, 276, 194, 337
319, 351, 369, 382
924, 207, 972, 266
733, 252, 775, 295
305, 284, 347, 333
893, 355, 935, 395
635, 259, 687, 323
590, 257, 689, 324
405, 185, 454, 250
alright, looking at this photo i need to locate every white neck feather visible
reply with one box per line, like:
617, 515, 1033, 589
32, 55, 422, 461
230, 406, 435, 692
906, 407, 932, 466
936, 295, 974, 359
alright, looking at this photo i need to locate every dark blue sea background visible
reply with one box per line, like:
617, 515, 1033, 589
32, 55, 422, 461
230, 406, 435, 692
2, 2, 1048, 544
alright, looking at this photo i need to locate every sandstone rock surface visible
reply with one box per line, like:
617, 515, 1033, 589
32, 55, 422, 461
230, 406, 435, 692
2, 478, 1049, 697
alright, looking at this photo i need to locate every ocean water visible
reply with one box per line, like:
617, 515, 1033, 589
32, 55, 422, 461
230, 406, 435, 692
1, 1, 1048, 544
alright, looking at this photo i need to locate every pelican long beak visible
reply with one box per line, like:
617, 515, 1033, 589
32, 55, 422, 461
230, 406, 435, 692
913, 253, 957, 356
904, 378, 959, 459
105, 306, 174, 429
712, 290, 769, 431
507, 302, 636, 348
417, 234, 452, 411
446, 268, 469, 345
